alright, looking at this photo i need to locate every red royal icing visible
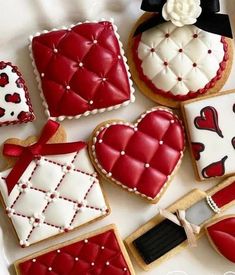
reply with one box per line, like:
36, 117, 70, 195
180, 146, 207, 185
207, 217, 235, 263
191, 142, 205, 161
31, 21, 131, 118
212, 180, 235, 208
194, 106, 223, 137
132, 35, 228, 101
202, 156, 227, 179
94, 108, 185, 199
18, 229, 132, 275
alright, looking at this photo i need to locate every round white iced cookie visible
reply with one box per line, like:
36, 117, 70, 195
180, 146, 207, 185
136, 22, 226, 97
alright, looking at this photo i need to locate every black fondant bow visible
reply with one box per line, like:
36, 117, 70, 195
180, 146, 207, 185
134, 0, 233, 38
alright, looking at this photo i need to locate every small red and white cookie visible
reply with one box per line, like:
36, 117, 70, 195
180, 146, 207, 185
30, 20, 134, 121
181, 90, 235, 181
15, 224, 135, 275
206, 215, 235, 263
0, 120, 109, 247
0, 62, 35, 126
89, 107, 185, 203
128, 13, 233, 108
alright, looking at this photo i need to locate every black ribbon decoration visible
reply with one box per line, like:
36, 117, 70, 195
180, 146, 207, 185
134, 0, 233, 38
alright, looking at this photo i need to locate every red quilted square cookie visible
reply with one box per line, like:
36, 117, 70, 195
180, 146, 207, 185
89, 107, 185, 203
30, 20, 134, 121
15, 225, 135, 275
0, 62, 35, 126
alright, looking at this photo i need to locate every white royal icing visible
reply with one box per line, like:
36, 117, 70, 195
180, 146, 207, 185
137, 22, 225, 96
162, 0, 202, 27
0, 65, 31, 122
184, 92, 235, 179
0, 147, 108, 246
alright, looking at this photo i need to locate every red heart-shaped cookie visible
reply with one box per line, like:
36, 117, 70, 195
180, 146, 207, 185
194, 106, 223, 137
206, 216, 235, 263
89, 107, 185, 203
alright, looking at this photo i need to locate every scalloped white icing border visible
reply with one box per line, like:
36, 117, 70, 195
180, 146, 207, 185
29, 18, 135, 121
91, 107, 185, 201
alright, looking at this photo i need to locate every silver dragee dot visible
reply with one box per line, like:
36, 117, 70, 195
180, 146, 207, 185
32, 259, 36, 262
145, 163, 150, 168
84, 239, 88, 243
120, 151, 125, 155
93, 40, 98, 44
159, 140, 163, 145
53, 48, 58, 53
89, 100, 93, 105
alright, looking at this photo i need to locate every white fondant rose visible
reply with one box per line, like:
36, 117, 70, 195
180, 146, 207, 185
162, 0, 202, 27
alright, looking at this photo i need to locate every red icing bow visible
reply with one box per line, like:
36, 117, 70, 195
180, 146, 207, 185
3, 120, 85, 194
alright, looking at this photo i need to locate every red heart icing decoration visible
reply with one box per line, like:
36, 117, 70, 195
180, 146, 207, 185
191, 142, 205, 161
202, 156, 227, 178
194, 106, 223, 138
31, 21, 132, 119
91, 108, 185, 201
0, 73, 9, 87
5, 93, 21, 103
207, 216, 235, 263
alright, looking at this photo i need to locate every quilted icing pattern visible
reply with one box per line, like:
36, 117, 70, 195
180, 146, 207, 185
0, 147, 108, 247
133, 22, 228, 100
31, 21, 133, 120
92, 108, 185, 200
18, 229, 132, 275
0, 62, 34, 126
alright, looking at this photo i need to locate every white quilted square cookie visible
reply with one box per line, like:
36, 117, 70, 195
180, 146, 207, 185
182, 90, 235, 181
0, 120, 109, 247
129, 13, 233, 108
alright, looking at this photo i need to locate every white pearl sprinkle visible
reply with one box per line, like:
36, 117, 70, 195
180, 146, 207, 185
91, 262, 95, 266
79, 62, 83, 67
32, 259, 36, 262
93, 39, 98, 44
107, 172, 112, 177
66, 85, 71, 90
68, 28, 72, 31
124, 267, 127, 271
118, 55, 121, 59
53, 48, 58, 53
89, 100, 93, 105
120, 150, 125, 155
106, 261, 110, 266
98, 139, 103, 143
134, 127, 138, 131
145, 163, 150, 168
48, 267, 52, 271
170, 120, 175, 124
133, 187, 137, 191
159, 140, 163, 145
101, 246, 105, 250
57, 249, 61, 253
41, 73, 45, 77
102, 77, 107, 81
75, 257, 79, 261
84, 239, 88, 243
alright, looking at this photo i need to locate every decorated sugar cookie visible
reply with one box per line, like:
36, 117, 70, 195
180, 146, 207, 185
0, 120, 109, 247
125, 176, 235, 270
0, 62, 35, 126
181, 90, 235, 181
15, 225, 135, 275
89, 107, 185, 203
128, 0, 233, 108
206, 215, 235, 263
30, 20, 134, 121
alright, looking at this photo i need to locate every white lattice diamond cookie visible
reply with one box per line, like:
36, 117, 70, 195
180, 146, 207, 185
0, 145, 109, 247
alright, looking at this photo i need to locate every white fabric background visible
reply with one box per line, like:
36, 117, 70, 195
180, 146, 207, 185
0, 1, 234, 274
